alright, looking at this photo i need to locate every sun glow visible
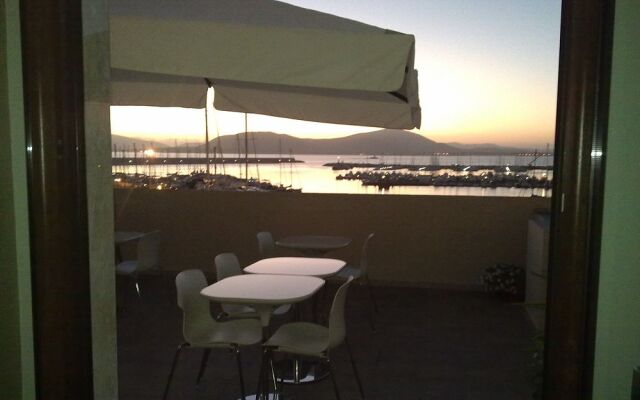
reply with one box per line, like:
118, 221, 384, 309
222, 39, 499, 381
110, 0, 561, 149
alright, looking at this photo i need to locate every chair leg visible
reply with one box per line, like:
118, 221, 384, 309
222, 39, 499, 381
134, 274, 141, 298
256, 348, 268, 399
269, 354, 279, 398
234, 346, 247, 400
327, 358, 342, 400
345, 338, 365, 399
162, 343, 188, 400
195, 348, 211, 386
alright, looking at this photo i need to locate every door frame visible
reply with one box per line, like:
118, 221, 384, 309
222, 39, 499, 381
19, 0, 614, 398
544, 0, 614, 398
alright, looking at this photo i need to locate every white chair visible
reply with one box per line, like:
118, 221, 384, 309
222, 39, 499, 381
257, 231, 275, 258
162, 269, 262, 400
262, 276, 364, 399
214, 252, 291, 318
330, 233, 378, 331
115, 230, 161, 297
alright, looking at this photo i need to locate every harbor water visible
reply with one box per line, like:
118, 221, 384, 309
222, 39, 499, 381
112, 152, 553, 197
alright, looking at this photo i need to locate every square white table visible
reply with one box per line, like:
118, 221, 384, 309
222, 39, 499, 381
201, 274, 324, 328
243, 257, 347, 386
243, 257, 345, 278
201, 274, 324, 398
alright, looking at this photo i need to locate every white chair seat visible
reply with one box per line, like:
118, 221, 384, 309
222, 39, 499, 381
164, 269, 261, 400
260, 277, 365, 399
265, 322, 329, 357
116, 260, 138, 275
189, 318, 262, 347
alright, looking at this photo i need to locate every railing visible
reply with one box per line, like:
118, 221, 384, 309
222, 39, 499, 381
114, 189, 550, 289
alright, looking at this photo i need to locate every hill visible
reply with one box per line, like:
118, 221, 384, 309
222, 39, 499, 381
195, 129, 459, 156
113, 130, 532, 156
445, 142, 535, 154
111, 134, 169, 150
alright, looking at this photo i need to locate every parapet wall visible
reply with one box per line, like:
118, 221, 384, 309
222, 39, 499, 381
114, 189, 550, 289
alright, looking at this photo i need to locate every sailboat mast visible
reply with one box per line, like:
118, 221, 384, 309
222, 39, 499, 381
244, 113, 249, 180
236, 129, 242, 178
251, 132, 259, 180
204, 79, 212, 174
279, 136, 283, 185
205, 103, 210, 174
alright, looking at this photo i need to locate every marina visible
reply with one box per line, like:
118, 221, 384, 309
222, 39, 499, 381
111, 152, 553, 197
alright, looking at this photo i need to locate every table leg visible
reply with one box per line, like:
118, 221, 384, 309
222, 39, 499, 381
239, 306, 278, 400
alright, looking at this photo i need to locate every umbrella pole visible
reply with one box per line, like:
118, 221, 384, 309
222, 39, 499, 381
205, 103, 210, 174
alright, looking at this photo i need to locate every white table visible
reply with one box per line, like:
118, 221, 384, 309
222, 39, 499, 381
201, 274, 324, 327
244, 257, 345, 278
244, 257, 345, 385
276, 235, 351, 256
201, 274, 324, 398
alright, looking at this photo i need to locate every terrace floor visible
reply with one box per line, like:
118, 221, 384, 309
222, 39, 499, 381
117, 275, 537, 400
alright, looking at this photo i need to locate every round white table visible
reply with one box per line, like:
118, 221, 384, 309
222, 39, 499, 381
276, 235, 351, 256
244, 257, 346, 278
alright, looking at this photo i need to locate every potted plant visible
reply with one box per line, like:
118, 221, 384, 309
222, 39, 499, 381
481, 263, 525, 301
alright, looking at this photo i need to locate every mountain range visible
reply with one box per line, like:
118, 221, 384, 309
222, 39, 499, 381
112, 129, 537, 155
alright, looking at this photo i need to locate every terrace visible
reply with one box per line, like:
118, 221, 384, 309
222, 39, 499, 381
114, 189, 549, 399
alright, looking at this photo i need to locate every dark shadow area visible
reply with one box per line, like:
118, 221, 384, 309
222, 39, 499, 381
117, 275, 535, 400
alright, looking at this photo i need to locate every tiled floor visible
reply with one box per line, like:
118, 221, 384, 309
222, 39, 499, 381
117, 275, 537, 400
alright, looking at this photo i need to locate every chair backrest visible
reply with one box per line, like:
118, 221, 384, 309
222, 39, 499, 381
137, 230, 161, 271
328, 276, 354, 349
256, 231, 275, 258
215, 253, 242, 281
175, 269, 216, 341
359, 233, 375, 277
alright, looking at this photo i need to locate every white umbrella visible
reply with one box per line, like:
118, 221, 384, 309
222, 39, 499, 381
110, 0, 421, 129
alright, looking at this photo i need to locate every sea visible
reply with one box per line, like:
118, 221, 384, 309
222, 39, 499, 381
112, 152, 553, 198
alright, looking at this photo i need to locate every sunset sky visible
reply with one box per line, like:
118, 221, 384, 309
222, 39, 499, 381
110, 0, 562, 148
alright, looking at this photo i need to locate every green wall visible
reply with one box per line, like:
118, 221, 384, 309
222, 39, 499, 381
0, 0, 36, 398
593, 0, 640, 398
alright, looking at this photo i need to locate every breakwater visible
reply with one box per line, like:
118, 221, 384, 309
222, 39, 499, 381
337, 170, 551, 190
325, 162, 552, 172
112, 157, 301, 166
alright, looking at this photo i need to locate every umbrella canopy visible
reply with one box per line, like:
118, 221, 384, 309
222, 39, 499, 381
110, 0, 421, 129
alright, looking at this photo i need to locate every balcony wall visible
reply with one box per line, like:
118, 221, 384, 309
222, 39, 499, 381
114, 189, 550, 289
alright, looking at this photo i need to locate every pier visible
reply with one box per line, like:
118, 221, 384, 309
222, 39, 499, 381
337, 170, 552, 190
111, 157, 302, 166
325, 162, 553, 172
